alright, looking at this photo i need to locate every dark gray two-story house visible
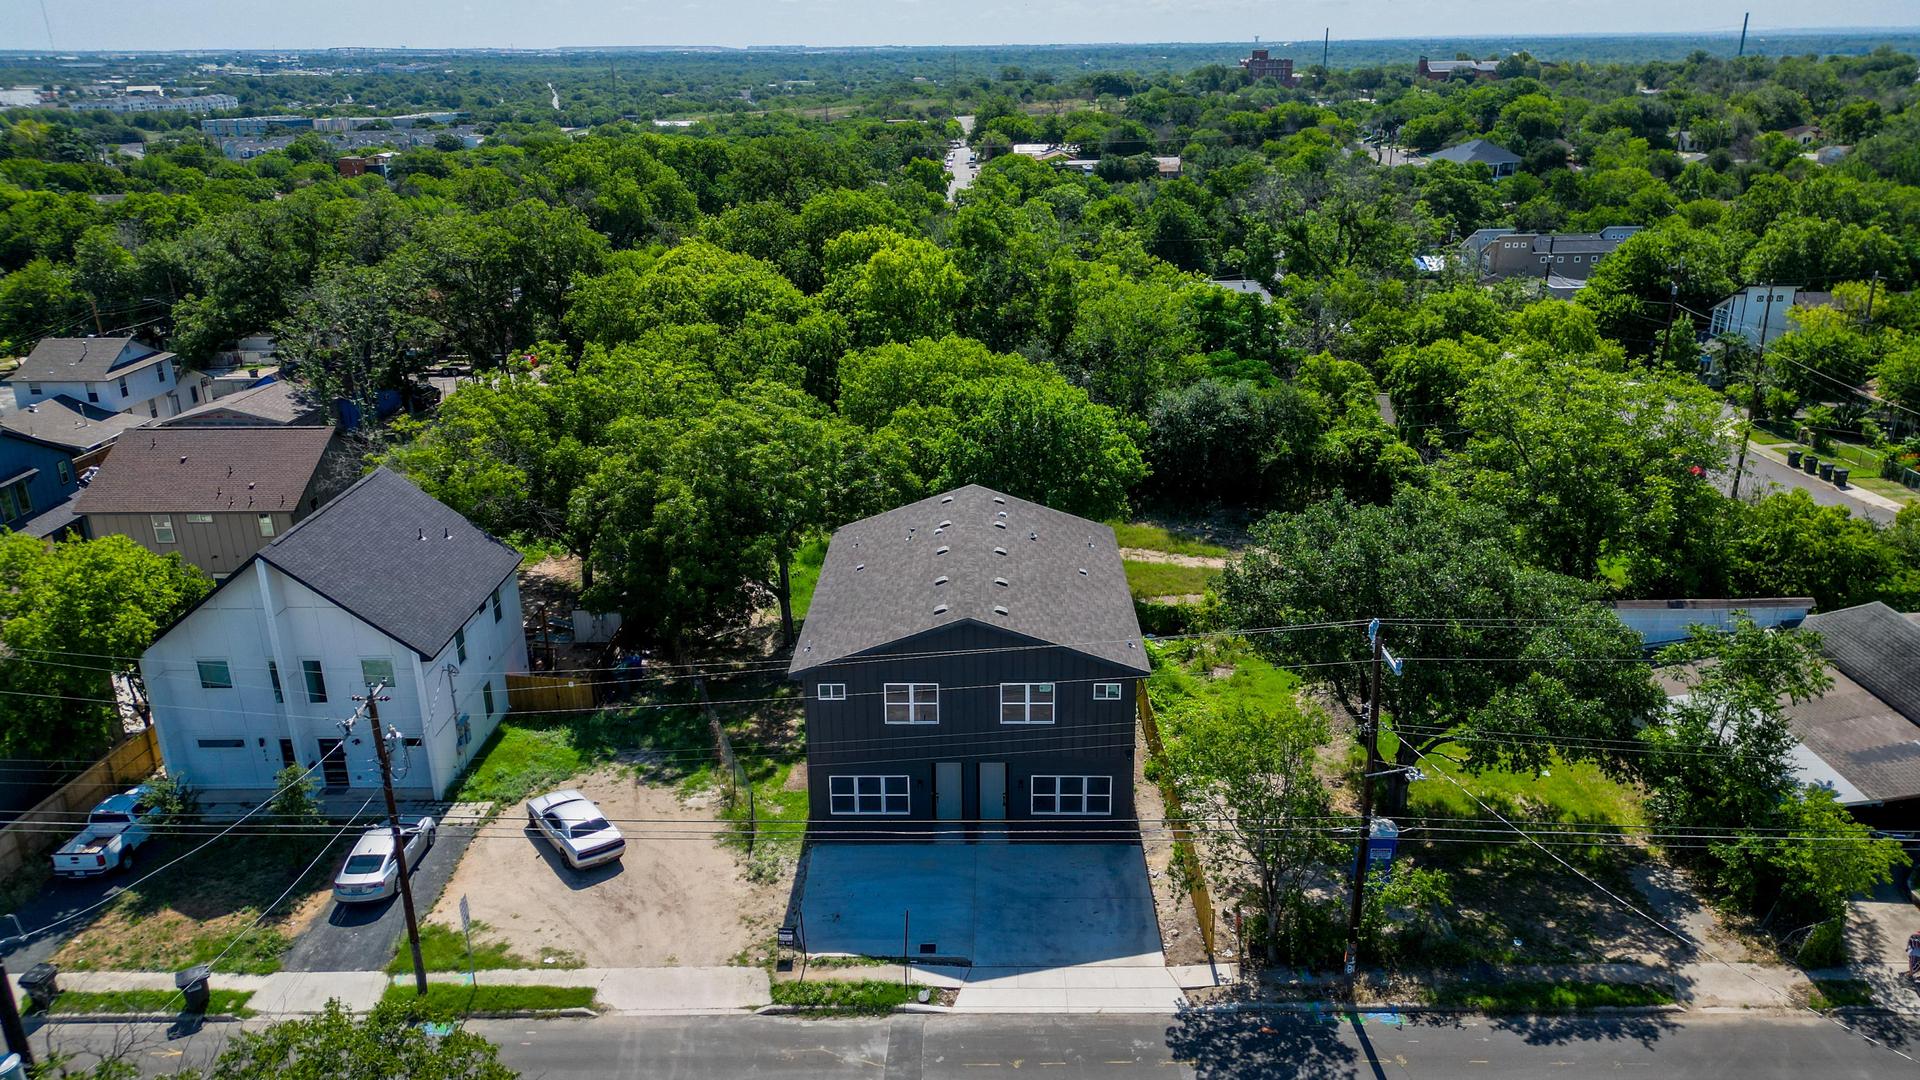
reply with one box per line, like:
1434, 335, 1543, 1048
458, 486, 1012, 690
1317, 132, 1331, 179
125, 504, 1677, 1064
790, 486, 1150, 837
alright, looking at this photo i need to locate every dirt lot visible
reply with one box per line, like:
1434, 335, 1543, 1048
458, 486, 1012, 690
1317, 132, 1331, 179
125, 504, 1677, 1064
1135, 726, 1217, 967
422, 766, 788, 967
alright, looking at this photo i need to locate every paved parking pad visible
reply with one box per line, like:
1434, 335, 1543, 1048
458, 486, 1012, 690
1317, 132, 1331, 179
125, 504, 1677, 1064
800, 842, 1161, 967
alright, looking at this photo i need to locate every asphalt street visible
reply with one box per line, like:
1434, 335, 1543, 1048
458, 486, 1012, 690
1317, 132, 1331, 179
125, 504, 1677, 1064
1729, 445, 1898, 524
29, 1010, 1920, 1078
278, 825, 470, 972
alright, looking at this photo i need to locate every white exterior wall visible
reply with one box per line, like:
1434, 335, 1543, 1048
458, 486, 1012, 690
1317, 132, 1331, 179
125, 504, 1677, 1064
10, 357, 210, 420
1708, 285, 1805, 348
140, 564, 527, 800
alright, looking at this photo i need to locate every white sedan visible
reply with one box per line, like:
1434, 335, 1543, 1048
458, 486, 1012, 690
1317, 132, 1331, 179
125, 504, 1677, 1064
332, 818, 436, 903
527, 790, 625, 870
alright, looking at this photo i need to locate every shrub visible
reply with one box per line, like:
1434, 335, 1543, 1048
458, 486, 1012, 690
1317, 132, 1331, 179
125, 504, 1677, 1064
1135, 598, 1196, 637
270, 763, 323, 827
770, 979, 914, 1014
1796, 917, 1847, 969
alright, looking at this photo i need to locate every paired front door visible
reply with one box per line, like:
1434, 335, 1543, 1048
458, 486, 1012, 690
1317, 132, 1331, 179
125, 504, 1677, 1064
317, 738, 350, 788
978, 762, 1007, 821
935, 762, 963, 820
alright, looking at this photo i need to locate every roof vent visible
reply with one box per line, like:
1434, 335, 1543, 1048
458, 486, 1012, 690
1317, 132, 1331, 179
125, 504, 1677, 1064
993, 521, 1007, 530
178, 455, 187, 464
995, 511, 1007, 518
934, 575, 949, 586
418, 528, 426, 541
934, 604, 949, 615
939, 520, 952, 529
993, 547, 1007, 556
994, 577, 1008, 587
993, 496, 1005, 504
855, 563, 866, 572
1078, 568, 1088, 576
1029, 531, 1037, 541
444, 527, 452, 540
992, 605, 1009, 616
941, 495, 954, 503
247, 481, 256, 490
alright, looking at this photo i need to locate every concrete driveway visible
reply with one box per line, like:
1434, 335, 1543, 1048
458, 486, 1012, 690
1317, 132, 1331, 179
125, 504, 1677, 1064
799, 843, 1162, 967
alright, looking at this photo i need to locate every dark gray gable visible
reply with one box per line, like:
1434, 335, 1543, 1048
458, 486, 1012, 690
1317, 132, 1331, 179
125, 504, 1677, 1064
257, 467, 522, 658
790, 485, 1148, 676
1805, 602, 1920, 729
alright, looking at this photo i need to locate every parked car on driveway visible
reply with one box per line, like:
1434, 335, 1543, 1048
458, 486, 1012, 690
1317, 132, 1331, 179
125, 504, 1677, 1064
52, 785, 158, 878
527, 790, 625, 870
332, 817, 437, 903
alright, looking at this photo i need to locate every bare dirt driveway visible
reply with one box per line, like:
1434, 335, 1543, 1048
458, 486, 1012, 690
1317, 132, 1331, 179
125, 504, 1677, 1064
424, 767, 785, 967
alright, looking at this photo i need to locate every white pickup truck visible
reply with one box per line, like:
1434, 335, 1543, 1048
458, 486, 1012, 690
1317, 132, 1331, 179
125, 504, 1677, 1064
52, 786, 158, 878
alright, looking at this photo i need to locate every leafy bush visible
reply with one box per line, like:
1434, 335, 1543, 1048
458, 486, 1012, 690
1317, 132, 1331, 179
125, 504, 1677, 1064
1135, 598, 1196, 636
1426, 980, 1674, 1012
770, 978, 914, 1014
1795, 917, 1848, 969
143, 772, 201, 825
270, 763, 323, 828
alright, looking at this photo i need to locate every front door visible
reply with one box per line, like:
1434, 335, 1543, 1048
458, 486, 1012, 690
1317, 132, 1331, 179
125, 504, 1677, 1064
978, 762, 1006, 821
935, 762, 963, 820
317, 738, 350, 788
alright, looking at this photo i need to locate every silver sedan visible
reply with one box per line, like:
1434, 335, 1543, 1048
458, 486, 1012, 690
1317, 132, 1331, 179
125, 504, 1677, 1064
332, 817, 436, 903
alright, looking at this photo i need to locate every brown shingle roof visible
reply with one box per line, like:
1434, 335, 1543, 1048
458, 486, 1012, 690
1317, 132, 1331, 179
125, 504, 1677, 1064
73, 427, 334, 515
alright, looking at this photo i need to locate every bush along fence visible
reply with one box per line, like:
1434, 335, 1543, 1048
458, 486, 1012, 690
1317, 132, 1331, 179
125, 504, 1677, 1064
694, 674, 757, 855
1137, 690, 1218, 957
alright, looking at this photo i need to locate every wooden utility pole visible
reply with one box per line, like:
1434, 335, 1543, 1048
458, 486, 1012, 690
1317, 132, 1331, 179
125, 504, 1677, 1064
1343, 626, 1386, 977
1738, 13, 1750, 56
361, 683, 427, 996
1661, 273, 1681, 363
1323, 28, 1330, 71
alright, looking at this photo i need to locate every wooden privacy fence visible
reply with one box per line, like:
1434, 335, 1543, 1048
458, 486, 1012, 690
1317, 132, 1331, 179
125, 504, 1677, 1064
505, 673, 595, 714
1137, 691, 1218, 957
0, 726, 159, 884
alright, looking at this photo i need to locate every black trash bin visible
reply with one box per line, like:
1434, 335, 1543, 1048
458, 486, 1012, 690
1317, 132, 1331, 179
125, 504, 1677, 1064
1787, 449, 1804, 468
1820, 462, 1835, 482
175, 964, 211, 1013
1835, 467, 1851, 488
1803, 455, 1820, 475
18, 963, 58, 1013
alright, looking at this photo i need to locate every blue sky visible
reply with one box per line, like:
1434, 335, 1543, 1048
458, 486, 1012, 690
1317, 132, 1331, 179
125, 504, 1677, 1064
3, 0, 1915, 52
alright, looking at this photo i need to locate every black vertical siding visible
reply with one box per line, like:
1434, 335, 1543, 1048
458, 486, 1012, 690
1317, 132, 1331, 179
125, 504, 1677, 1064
801, 621, 1140, 835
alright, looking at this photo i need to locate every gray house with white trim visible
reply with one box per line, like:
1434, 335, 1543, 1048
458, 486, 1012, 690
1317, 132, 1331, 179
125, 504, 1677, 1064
789, 486, 1150, 837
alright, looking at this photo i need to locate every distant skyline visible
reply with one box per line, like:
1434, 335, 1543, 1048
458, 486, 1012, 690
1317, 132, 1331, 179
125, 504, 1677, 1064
2, 0, 1916, 53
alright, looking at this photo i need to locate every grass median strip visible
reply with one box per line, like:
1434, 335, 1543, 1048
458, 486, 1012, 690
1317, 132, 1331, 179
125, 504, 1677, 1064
390, 921, 583, 973
770, 979, 916, 1015
381, 983, 596, 1015
46, 989, 255, 1016
1422, 980, 1674, 1013
1809, 978, 1875, 1010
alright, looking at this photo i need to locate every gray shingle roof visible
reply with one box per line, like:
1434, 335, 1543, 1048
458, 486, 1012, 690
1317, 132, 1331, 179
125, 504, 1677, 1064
1786, 602, 1920, 803
790, 485, 1148, 676
1429, 139, 1522, 166
258, 467, 522, 659
13, 337, 169, 383
161, 380, 326, 427
73, 426, 335, 515
0, 395, 147, 452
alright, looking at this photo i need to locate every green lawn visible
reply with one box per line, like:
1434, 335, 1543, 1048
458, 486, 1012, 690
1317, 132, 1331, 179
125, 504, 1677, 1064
1852, 475, 1919, 504
789, 535, 829, 620
382, 983, 596, 1015
1123, 560, 1220, 600
1108, 522, 1231, 559
1423, 980, 1673, 1013
1146, 638, 1302, 719
389, 921, 582, 974
45, 989, 255, 1016
771, 978, 915, 1014
1809, 978, 1876, 1010
1395, 738, 1645, 830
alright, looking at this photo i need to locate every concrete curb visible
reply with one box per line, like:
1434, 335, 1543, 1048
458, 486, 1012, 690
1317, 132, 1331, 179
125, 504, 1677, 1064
1181, 1001, 1689, 1017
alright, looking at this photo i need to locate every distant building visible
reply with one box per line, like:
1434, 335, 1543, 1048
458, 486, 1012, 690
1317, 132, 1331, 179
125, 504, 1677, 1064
0, 397, 147, 538
1008, 143, 1078, 163
1780, 603, 1920, 819
1707, 285, 1834, 348
0, 88, 43, 109
1425, 138, 1522, 179
199, 115, 313, 137
1209, 278, 1273, 302
1239, 50, 1300, 87
1609, 598, 1812, 650
8, 336, 210, 421
1780, 124, 1822, 146
1419, 56, 1500, 81
72, 93, 237, 115
160, 380, 327, 430
1467, 226, 1643, 289
1152, 156, 1183, 178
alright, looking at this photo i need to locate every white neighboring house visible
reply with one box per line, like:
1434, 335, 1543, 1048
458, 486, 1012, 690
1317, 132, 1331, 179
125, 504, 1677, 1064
8, 337, 213, 420
140, 468, 528, 801
1707, 285, 1834, 348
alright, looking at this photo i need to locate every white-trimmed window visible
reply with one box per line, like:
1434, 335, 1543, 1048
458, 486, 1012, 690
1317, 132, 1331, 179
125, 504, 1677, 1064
1000, 682, 1056, 724
186, 513, 213, 524
883, 683, 938, 725
196, 659, 233, 689
151, 514, 175, 544
829, 775, 909, 815
1032, 775, 1113, 816
1093, 682, 1122, 701
257, 514, 275, 537
816, 683, 847, 701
